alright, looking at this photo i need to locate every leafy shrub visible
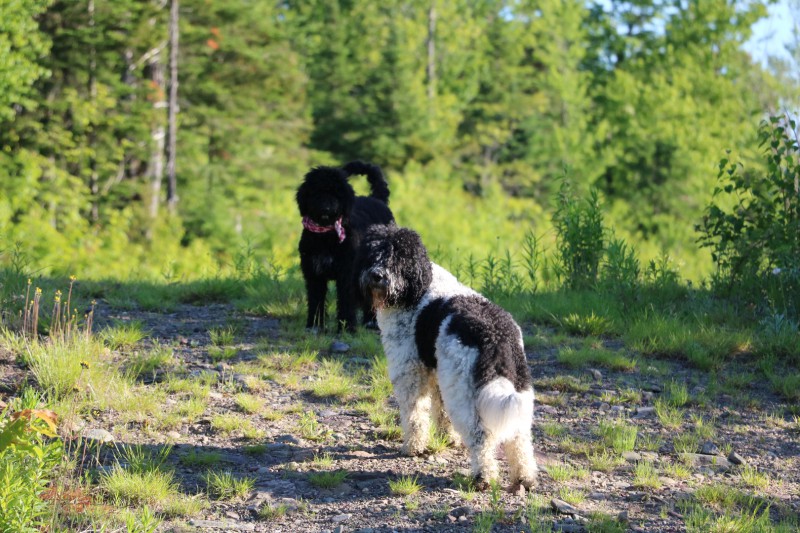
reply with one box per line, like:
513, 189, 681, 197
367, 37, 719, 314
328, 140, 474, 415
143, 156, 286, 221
0, 408, 63, 532
552, 181, 605, 289
698, 115, 800, 318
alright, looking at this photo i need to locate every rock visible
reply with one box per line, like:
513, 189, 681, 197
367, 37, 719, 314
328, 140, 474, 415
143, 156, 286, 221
82, 428, 114, 443
330, 341, 350, 353
551, 498, 580, 515
588, 368, 603, 382
332, 513, 351, 523
643, 383, 662, 392
622, 451, 642, 462
449, 506, 473, 518
642, 391, 654, 401
598, 403, 611, 412
700, 441, 720, 455
640, 452, 659, 462
166, 431, 182, 440
728, 451, 746, 465
678, 453, 731, 470
188, 520, 255, 531
537, 405, 558, 416
588, 492, 605, 500
617, 510, 629, 523
553, 524, 584, 533
610, 405, 625, 417
633, 406, 655, 418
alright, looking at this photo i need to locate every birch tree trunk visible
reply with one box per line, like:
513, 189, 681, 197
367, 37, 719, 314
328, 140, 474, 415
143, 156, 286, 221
166, 0, 179, 213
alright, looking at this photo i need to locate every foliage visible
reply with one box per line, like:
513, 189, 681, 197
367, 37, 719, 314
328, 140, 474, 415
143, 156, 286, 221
0, 405, 62, 532
552, 180, 605, 289
699, 116, 800, 318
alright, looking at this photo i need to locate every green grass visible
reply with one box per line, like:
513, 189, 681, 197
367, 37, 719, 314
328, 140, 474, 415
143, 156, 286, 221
389, 475, 422, 496
296, 411, 332, 442
127, 344, 174, 379
23, 334, 105, 401
633, 461, 662, 489
208, 345, 237, 362
673, 432, 701, 454
308, 358, 357, 401
541, 421, 568, 438
180, 450, 223, 468
664, 380, 690, 407
663, 460, 692, 480
637, 433, 663, 452
547, 461, 590, 482
234, 393, 263, 414
308, 470, 349, 489
588, 451, 624, 472
258, 501, 292, 521
534, 374, 590, 393
100, 466, 178, 507
99, 321, 147, 350
203, 471, 255, 501
211, 413, 256, 437
209, 325, 237, 346
597, 420, 637, 453
557, 487, 587, 505
654, 398, 684, 429
739, 465, 770, 490
560, 312, 615, 336
557, 345, 636, 371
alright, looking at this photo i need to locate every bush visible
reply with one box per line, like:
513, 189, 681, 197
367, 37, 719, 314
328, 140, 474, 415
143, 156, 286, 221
0, 407, 63, 532
698, 115, 800, 318
552, 180, 605, 290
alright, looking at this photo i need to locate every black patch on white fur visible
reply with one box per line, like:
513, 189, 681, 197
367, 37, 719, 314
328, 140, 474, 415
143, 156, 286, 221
414, 295, 531, 393
414, 298, 450, 369
444, 295, 531, 393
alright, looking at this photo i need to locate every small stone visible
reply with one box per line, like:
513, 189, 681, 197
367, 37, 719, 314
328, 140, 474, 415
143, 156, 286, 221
701, 441, 720, 455
610, 405, 625, 417
678, 453, 731, 470
330, 341, 350, 353
617, 510, 629, 523
551, 498, 580, 515
728, 451, 746, 465
643, 383, 662, 392
622, 451, 642, 462
634, 406, 655, 418
554, 523, 583, 533
332, 514, 351, 523
166, 431, 182, 440
588, 492, 605, 500
82, 428, 114, 443
588, 368, 603, 382
225, 511, 240, 520
598, 402, 611, 411
188, 520, 254, 531
642, 391, 654, 401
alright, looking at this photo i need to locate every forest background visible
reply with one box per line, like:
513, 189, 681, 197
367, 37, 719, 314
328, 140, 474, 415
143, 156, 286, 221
1, 0, 799, 284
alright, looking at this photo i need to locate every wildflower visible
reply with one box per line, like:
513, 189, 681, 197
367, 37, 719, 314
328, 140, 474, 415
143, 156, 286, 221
70, 275, 76, 282
80, 361, 90, 370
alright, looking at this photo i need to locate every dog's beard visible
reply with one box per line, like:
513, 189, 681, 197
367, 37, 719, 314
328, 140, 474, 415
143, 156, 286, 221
370, 288, 388, 310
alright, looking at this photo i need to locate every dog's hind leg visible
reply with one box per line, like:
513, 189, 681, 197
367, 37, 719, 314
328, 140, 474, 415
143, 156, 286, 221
429, 378, 461, 447
504, 428, 538, 489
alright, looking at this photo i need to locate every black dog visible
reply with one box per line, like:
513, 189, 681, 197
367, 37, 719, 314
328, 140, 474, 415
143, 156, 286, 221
296, 161, 394, 332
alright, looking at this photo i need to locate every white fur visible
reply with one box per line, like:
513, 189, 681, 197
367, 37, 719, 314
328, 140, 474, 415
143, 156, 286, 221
375, 263, 538, 488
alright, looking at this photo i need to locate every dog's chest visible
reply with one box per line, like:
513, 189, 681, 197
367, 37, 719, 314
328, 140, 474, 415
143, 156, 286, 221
311, 253, 335, 276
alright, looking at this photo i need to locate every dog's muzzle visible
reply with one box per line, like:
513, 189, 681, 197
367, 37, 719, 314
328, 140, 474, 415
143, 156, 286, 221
364, 269, 390, 309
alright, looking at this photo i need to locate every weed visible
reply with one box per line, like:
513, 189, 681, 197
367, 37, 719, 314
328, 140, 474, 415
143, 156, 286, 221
663, 461, 692, 480
180, 450, 222, 468
654, 398, 683, 429
297, 411, 332, 442
203, 471, 254, 501
589, 451, 624, 472
209, 326, 236, 346
665, 380, 690, 407
673, 432, 700, 454
208, 346, 237, 363
534, 375, 590, 393
557, 345, 635, 371
309, 358, 357, 401
389, 475, 422, 497
557, 486, 587, 505
597, 420, 637, 453
308, 470, 348, 489
99, 321, 146, 350
739, 465, 770, 490
560, 312, 614, 337
259, 501, 291, 521
541, 421, 568, 438
637, 433, 663, 452
547, 462, 590, 482
633, 461, 661, 489
234, 393, 263, 414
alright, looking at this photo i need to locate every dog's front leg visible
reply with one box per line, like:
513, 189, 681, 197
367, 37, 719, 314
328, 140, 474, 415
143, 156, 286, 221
429, 376, 461, 447
305, 276, 327, 331
392, 367, 433, 456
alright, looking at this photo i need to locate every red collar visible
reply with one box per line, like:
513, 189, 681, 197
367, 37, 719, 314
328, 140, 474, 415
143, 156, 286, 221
302, 216, 346, 243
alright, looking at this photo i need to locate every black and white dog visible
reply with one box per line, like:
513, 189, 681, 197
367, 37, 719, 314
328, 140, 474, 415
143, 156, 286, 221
296, 161, 394, 333
355, 225, 538, 489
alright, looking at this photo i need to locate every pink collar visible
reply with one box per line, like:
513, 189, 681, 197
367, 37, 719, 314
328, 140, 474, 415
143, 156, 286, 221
302, 216, 346, 243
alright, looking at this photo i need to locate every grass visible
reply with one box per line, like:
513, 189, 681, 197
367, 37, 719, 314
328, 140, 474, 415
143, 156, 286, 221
546, 461, 590, 482
633, 461, 662, 490
663, 461, 692, 480
209, 325, 237, 346
560, 312, 615, 336
100, 467, 178, 507
211, 413, 256, 437
427, 427, 452, 454
308, 358, 358, 401
557, 487, 587, 506
203, 471, 255, 501
589, 451, 624, 472
739, 465, 770, 490
534, 374, 591, 393
654, 398, 684, 429
308, 470, 349, 489
99, 320, 147, 350
673, 432, 701, 454
557, 345, 636, 371
180, 450, 223, 468
297, 411, 332, 442
258, 501, 291, 521
234, 393, 263, 414
664, 380, 691, 407
637, 433, 663, 452
597, 420, 637, 453
389, 476, 422, 497
127, 344, 174, 379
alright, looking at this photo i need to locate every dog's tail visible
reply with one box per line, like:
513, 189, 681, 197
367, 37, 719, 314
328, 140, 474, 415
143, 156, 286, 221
476, 378, 534, 442
342, 160, 390, 205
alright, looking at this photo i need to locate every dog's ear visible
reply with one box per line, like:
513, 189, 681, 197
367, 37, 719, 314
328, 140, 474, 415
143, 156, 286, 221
295, 180, 309, 215
392, 228, 433, 306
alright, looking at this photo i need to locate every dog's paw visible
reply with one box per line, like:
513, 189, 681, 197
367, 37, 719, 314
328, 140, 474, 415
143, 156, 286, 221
400, 442, 427, 457
514, 471, 539, 491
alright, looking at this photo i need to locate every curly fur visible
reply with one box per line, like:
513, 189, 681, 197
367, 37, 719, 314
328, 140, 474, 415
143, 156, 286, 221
296, 161, 394, 332
355, 225, 538, 489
